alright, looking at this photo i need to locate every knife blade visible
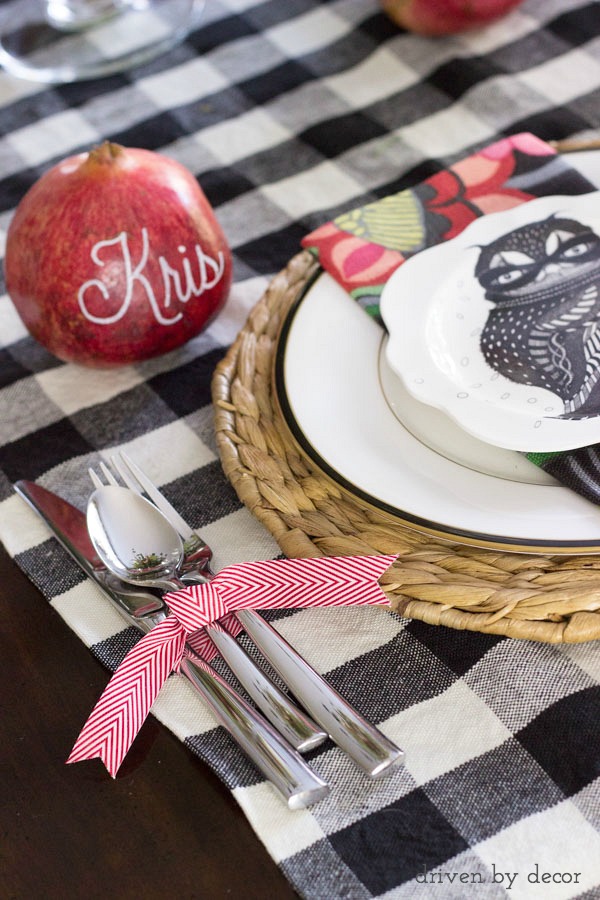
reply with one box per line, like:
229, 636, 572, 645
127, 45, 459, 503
14, 480, 165, 622
12, 479, 331, 807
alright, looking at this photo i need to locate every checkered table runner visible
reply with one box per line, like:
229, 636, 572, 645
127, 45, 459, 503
1, 1, 600, 897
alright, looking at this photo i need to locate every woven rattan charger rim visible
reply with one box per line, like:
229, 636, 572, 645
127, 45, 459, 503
213, 145, 600, 644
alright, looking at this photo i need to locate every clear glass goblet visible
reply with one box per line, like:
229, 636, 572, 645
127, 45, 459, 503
0, 0, 203, 83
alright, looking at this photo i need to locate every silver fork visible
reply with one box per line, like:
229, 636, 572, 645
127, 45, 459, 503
112, 451, 405, 778
90, 464, 327, 755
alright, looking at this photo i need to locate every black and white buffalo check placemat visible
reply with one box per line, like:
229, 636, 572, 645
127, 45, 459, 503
1, 1, 600, 897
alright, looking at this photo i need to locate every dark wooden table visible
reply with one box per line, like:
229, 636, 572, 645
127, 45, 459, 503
1, 542, 297, 899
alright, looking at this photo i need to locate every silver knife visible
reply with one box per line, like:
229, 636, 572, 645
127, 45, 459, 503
13, 480, 330, 809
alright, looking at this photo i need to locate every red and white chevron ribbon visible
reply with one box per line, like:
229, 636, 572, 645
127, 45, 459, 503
67, 554, 396, 776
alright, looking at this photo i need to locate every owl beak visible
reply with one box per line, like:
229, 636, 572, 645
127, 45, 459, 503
535, 262, 562, 281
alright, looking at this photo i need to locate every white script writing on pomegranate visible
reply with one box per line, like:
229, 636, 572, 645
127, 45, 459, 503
78, 228, 226, 326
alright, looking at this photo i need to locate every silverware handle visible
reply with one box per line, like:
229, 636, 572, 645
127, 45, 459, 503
156, 577, 328, 754
179, 657, 330, 810
236, 610, 404, 778
205, 624, 328, 752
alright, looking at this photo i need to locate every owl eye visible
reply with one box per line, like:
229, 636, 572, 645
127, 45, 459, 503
562, 240, 594, 258
477, 263, 537, 291
551, 230, 600, 263
496, 269, 525, 285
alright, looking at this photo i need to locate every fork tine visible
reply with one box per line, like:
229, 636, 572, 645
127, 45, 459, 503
117, 452, 195, 542
110, 454, 142, 495
88, 467, 104, 490
99, 461, 119, 486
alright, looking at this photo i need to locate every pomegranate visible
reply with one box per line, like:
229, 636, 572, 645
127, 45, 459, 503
380, 0, 525, 35
4, 142, 232, 368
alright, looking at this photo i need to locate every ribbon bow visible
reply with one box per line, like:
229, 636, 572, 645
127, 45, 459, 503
67, 554, 396, 776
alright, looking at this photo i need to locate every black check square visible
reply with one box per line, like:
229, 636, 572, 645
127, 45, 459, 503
92, 627, 143, 672
0, 418, 94, 483
324, 627, 458, 723
147, 347, 226, 418
199, 166, 256, 207
163, 461, 243, 530
517, 688, 600, 796
406, 620, 502, 678
428, 57, 506, 101
15, 540, 87, 598
70, 384, 176, 449
424, 738, 565, 844
108, 113, 188, 153
548, 5, 600, 47
8, 338, 64, 376
240, 59, 313, 107
329, 788, 469, 894
0, 348, 31, 388
185, 728, 264, 791
299, 112, 388, 159
188, 11, 258, 57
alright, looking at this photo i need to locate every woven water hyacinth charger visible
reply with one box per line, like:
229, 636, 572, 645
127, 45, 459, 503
213, 143, 600, 643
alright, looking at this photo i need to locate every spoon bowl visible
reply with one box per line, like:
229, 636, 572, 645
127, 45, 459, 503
87, 484, 184, 588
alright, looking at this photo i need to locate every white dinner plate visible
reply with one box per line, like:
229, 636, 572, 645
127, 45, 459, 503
275, 271, 600, 552
380, 191, 600, 452
273, 148, 600, 553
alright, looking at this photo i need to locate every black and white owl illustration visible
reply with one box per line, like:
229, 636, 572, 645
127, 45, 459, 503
476, 214, 600, 419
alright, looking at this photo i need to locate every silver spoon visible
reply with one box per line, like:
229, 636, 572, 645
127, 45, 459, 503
86, 480, 328, 752
87, 482, 190, 592
86, 482, 330, 808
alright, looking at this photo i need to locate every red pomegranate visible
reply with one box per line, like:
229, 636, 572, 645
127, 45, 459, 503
5, 142, 232, 367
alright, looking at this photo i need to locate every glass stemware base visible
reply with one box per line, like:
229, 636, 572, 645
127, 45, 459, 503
0, 0, 202, 83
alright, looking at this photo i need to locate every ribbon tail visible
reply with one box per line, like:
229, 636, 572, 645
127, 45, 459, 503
67, 617, 185, 777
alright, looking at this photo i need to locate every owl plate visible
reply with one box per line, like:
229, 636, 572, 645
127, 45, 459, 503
381, 191, 600, 452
